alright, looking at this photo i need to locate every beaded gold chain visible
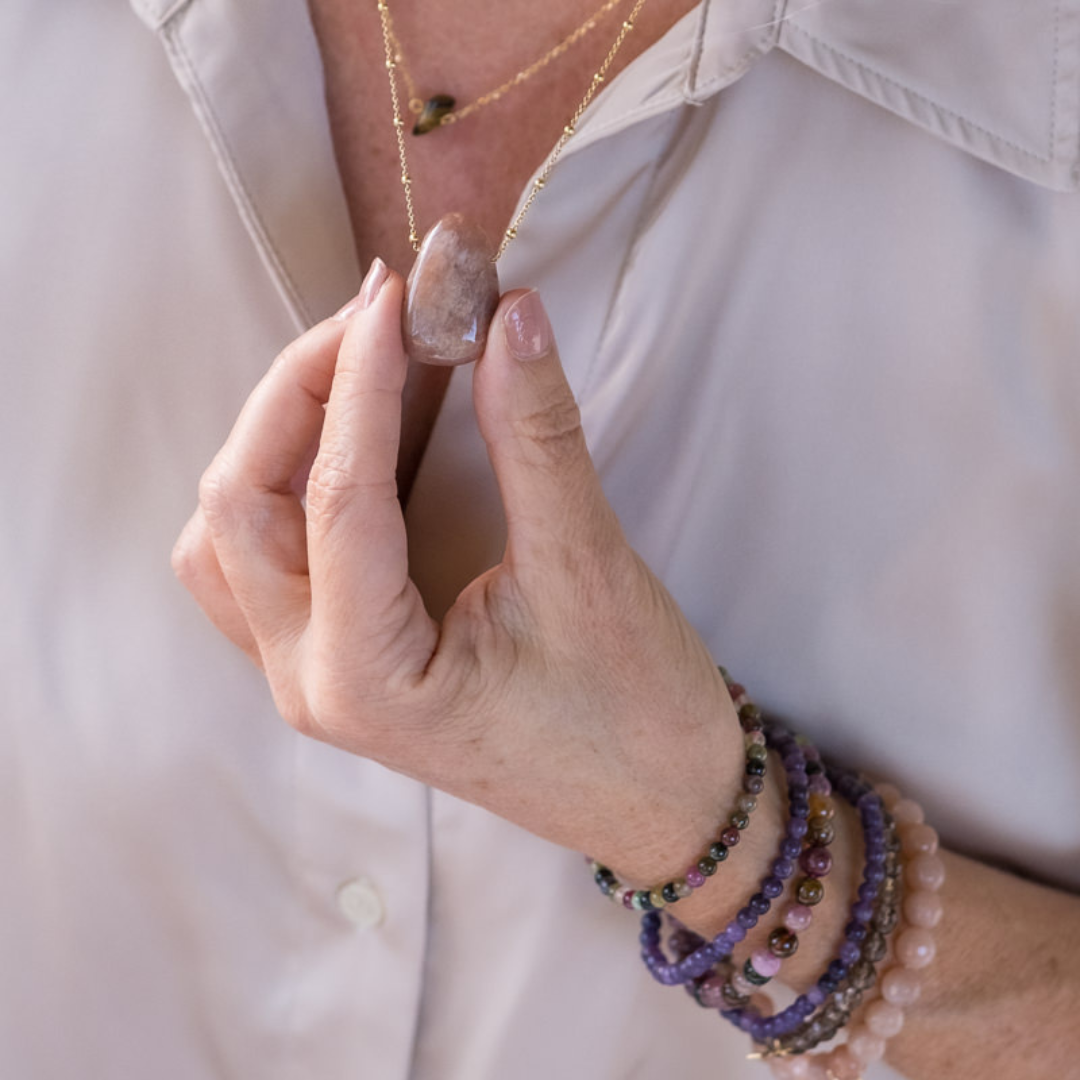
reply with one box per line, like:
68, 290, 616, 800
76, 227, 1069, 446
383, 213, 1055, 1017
376, 0, 651, 259
381, 0, 628, 134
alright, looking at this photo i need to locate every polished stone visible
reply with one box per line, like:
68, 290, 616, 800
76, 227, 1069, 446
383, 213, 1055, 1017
403, 213, 500, 366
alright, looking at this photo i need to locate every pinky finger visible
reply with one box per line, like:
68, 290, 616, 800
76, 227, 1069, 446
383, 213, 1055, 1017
172, 508, 263, 667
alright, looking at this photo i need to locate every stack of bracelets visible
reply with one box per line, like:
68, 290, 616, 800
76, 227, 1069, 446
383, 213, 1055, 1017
587, 670, 945, 1080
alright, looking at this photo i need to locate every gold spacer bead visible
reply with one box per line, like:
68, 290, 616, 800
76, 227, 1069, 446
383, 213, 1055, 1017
506, 227, 518, 240
564, 124, 575, 136
534, 178, 546, 188
409, 232, 419, 245
385, 59, 396, 69
623, 19, 635, 28
393, 117, 404, 128
593, 74, 605, 84
401, 173, 411, 184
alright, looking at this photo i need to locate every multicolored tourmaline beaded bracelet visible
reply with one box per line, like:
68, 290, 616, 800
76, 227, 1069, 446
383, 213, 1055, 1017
588, 703, 769, 912
639, 719, 816, 985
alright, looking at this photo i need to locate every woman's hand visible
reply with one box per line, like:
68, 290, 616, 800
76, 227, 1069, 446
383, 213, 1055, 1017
174, 260, 748, 880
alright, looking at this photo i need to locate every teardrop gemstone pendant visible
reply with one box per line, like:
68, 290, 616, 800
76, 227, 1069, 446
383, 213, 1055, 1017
403, 214, 500, 366
412, 94, 456, 135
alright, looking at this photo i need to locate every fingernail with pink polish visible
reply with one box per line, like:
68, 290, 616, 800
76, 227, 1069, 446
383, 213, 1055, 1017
332, 257, 389, 320
503, 289, 553, 361
360, 256, 389, 309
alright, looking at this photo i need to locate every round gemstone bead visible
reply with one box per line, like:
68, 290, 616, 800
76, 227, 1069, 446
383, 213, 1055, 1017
906, 853, 946, 892
768, 928, 799, 959
768, 1055, 815, 1079
901, 822, 939, 855
762, 875, 784, 899
881, 966, 923, 1007
783, 903, 813, 932
746, 758, 767, 777
874, 782, 901, 810
839, 940, 861, 965
800, 846, 834, 878
695, 973, 726, 1009
750, 948, 783, 979
674, 880, 693, 899
737, 907, 758, 929
737, 794, 758, 814
708, 842, 729, 862
747, 742, 769, 762
847, 1027, 887, 1064
747, 730, 767, 746
891, 797, 925, 826
720, 826, 741, 847
808, 820, 836, 847
904, 890, 944, 929
685, 867, 706, 889
743, 960, 772, 987
661, 883, 679, 904
648, 889, 666, 909
896, 928, 937, 969
865, 999, 905, 1038
772, 857, 796, 879
697, 856, 718, 877
808, 793, 834, 821
744, 775, 765, 795
749, 892, 771, 916
730, 810, 751, 831
796, 877, 825, 906
731, 968, 756, 996
824, 1046, 863, 1080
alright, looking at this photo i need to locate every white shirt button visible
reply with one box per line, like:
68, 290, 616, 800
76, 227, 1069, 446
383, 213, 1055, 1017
335, 878, 385, 929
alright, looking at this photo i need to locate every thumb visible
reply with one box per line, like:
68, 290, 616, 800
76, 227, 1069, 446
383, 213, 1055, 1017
473, 288, 621, 564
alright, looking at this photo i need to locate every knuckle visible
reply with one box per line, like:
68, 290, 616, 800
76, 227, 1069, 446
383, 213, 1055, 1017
512, 392, 584, 464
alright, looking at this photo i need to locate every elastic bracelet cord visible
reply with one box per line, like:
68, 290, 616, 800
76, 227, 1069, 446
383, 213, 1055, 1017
588, 706, 769, 912
640, 720, 812, 986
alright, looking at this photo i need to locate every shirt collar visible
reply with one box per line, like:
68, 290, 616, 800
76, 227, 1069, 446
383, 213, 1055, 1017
127, 0, 1077, 327
511, 0, 1079, 192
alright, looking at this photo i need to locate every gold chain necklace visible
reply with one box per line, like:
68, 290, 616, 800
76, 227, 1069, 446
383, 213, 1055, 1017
382, 0, 629, 135
377, 0, 650, 259
377, 0, 650, 366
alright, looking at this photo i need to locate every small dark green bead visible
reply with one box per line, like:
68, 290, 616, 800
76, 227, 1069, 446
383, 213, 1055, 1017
738, 703, 763, 725
708, 842, 729, 862
661, 883, 680, 904
637, 891, 654, 912
745, 759, 766, 777
697, 856, 718, 877
746, 742, 768, 762
797, 877, 825, 906
729, 810, 751, 831
743, 958, 772, 986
